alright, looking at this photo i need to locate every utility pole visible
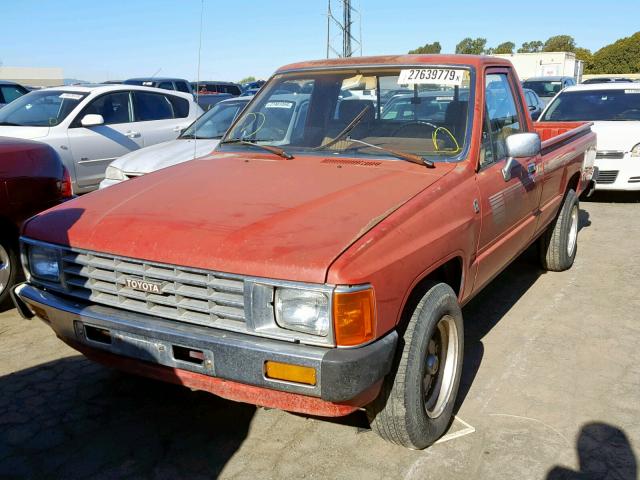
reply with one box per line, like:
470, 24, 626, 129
326, 0, 362, 58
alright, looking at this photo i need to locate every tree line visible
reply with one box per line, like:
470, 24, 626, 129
408, 32, 640, 74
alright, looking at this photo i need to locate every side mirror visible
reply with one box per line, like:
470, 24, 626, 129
502, 133, 541, 181
81, 114, 104, 127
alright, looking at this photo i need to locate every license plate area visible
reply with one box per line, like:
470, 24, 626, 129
74, 321, 215, 375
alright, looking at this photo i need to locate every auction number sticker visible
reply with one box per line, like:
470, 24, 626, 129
398, 68, 464, 86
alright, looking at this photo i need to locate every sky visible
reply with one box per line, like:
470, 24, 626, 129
1, 0, 639, 83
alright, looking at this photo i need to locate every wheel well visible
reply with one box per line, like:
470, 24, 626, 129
567, 171, 580, 195
0, 217, 19, 242
396, 257, 463, 333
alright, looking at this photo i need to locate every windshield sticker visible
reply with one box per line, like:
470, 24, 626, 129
398, 68, 464, 86
142, 81, 154, 86
59, 93, 83, 100
265, 101, 294, 109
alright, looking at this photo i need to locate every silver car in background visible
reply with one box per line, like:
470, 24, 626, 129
0, 84, 203, 193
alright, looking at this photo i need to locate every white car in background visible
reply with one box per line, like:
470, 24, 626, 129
0, 85, 202, 193
100, 96, 252, 188
540, 83, 640, 191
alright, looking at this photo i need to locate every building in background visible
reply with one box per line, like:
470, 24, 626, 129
0, 66, 64, 88
493, 52, 583, 82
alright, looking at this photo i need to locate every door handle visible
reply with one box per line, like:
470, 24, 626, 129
125, 131, 141, 138
527, 163, 537, 175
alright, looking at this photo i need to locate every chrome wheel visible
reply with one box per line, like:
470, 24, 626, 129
0, 243, 11, 296
567, 205, 578, 257
423, 315, 460, 418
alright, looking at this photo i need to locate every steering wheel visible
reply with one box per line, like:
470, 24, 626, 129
392, 120, 438, 137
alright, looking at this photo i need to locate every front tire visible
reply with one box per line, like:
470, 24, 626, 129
539, 189, 579, 272
0, 234, 19, 306
366, 282, 464, 449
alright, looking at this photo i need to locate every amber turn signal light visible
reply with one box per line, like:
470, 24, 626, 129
264, 361, 317, 386
333, 288, 376, 346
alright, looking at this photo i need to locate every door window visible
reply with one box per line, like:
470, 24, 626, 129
166, 95, 189, 118
134, 92, 174, 121
175, 81, 190, 93
157, 81, 174, 90
1, 85, 26, 104
483, 73, 523, 164
82, 92, 132, 125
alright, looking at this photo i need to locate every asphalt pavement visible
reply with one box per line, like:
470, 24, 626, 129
1, 192, 638, 480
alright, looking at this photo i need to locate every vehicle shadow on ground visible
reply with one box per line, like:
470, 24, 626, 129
546, 422, 637, 480
0, 355, 255, 479
455, 203, 591, 411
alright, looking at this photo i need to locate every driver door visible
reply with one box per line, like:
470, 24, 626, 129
472, 69, 543, 292
67, 91, 144, 190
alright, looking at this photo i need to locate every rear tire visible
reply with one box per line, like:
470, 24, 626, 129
0, 234, 19, 306
539, 189, 579, 272
366, 282, 464, 449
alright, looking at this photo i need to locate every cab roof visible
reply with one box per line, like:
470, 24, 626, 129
277, 54, 513, 73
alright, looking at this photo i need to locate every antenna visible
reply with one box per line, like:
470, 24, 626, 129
326, 0, 362, 58
193, 0, 205, 160
150, 67, 162, 78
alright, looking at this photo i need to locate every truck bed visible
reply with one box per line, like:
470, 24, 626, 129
534, 121, 593, 153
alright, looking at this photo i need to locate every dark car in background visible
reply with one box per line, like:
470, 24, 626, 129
522, 76, 576, 106
191, 81, 242, 109
0, 138, 72, 305
523, 88, 545, 120
124, 77, 193, 94
0, 81, 29, 108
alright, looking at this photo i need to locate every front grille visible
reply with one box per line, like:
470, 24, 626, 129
629, 176, 640, 184
60, 250, 246, 329
596, 170, 619, 184
596, 151, 624, 160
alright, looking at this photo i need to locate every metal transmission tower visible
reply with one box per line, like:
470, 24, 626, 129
326, 0, 362, 58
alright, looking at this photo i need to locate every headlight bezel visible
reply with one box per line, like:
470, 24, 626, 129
631, 143, 640, 157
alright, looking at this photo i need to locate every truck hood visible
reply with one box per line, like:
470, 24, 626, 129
590, 122, 640, 152
25, 153, 454, 283
109, 138, 220, 175
0, 126, 50, 139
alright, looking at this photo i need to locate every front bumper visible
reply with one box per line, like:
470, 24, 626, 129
13, 283, 397, 413
594, 156, 640, 191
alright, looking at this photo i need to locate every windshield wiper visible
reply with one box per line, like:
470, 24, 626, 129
313, 105, 371, 151
0, 122, 22, 126
219, 139, 294, 160
342, 137, 435, 168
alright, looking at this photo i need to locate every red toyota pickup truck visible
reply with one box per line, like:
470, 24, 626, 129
13, 55, 596, 449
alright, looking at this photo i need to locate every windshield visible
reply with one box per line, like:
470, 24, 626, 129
181, 100, 248, 139
0, 90, 87, 127
222, 67, 473, 162
541, 89, 640, 121
522, 80, 563, 98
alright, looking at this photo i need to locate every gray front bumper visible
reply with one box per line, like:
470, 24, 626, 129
13, 283, 397, 402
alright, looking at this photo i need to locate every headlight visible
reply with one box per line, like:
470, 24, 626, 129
631, 143, 640, 157
28, 245, 60, 282
105, 165, 127, 181
274, 288, 330, 337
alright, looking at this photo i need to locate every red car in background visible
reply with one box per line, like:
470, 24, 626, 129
0, 137, 72, 305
